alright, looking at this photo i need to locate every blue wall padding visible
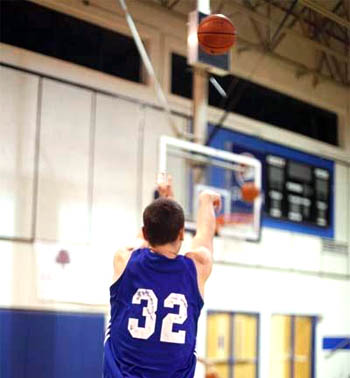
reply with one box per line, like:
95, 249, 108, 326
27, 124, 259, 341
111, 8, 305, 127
323, 337, 350, 350
0, 308, 105, 378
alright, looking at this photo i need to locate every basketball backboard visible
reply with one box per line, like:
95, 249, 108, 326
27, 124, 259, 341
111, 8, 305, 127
159, 136, 262, 241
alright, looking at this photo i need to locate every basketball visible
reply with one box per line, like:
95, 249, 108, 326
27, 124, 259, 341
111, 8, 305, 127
241, 182, 260, 203
197, 14, 236, 55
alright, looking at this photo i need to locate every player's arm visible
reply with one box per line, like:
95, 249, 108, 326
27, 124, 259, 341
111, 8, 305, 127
192, 190, 221, 253
197, 357, 220, 378
155, 172, 174, 199
186, 190, 221, 295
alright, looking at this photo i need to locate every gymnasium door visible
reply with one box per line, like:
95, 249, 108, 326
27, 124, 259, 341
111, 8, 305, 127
206, 312, 259, 378
269, 315, 315, 378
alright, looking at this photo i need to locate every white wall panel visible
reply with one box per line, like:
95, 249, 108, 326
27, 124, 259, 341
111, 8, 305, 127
0, 240, 37, 307
208, 228, 322, 274
316, 279, 350, 378
348, 166, 350, 275
289, 233, 322, 272
91, 94, 141, 245
321, 253, 348, 275
195, 263, 350, 378
334, 163, 349, 244
0, 66, 38, 239
36, 79, 92, 242
0, 241, 14, 305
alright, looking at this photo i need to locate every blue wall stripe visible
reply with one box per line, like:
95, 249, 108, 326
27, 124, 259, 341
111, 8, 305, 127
323, 337, 350, 350
262, 218, 334, 238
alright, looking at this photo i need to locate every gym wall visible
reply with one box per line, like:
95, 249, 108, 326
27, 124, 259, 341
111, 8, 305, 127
0, 1, 349, 378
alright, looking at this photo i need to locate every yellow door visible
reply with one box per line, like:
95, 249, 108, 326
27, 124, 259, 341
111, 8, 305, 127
207, 313, 231, 378
294, 317, 312, 378
214, 364, 231, 378
270, 315, 292, 378
233, 314, 257, 378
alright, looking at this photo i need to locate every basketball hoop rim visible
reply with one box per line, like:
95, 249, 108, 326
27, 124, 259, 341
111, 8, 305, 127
216, 212, 254, 226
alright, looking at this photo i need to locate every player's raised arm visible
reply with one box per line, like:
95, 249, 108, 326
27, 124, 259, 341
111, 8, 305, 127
156, 172, 174, 199
186, 190, 221, 297
191, 190, 221, 254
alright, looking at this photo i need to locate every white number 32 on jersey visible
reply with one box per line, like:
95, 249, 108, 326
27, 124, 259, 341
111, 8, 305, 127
128, 289, 188, 344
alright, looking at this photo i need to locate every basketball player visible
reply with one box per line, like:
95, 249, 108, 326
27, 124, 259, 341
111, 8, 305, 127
104, 174, 221, 377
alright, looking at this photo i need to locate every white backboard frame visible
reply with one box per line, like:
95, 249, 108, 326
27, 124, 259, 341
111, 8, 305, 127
159, 135, 262, 241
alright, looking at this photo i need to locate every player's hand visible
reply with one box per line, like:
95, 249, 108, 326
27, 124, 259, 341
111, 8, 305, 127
206, 372, 219, 378
199, 190, 222, 212
157, 172, 174, 199
205, 366, 220, 378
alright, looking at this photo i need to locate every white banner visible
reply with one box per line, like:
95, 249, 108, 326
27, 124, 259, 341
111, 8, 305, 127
35, 241, 114, 305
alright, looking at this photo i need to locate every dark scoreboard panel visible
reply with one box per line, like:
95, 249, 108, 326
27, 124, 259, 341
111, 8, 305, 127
266, 155, 331, 227
208, 124, 334, 238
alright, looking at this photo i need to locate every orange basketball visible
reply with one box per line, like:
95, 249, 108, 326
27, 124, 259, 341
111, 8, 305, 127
241, 182, 260, 203
197, 14, 236, 55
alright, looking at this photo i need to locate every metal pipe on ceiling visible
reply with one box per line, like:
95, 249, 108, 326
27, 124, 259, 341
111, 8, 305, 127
299, 0, 350, 30
228, 1, 349, 64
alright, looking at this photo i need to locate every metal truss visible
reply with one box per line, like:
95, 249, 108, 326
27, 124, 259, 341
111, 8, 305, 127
147, 0, 350, 87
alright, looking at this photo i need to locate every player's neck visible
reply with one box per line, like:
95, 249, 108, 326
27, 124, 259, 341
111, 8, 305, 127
150, 244, 179, 259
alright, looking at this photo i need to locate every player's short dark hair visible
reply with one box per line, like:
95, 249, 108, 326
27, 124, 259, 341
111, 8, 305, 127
143, 198, 185, 246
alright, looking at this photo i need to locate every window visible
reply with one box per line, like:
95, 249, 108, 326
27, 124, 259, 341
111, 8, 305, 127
170, 54, 338, 146
270, 315, 315, 378
0, 0, 143, 83
208, 75, 338, 146
206, 312, 259, 378
171, 53, 193, 99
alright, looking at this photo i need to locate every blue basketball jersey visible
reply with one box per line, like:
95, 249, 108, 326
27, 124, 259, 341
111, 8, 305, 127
104, 248, 204, 378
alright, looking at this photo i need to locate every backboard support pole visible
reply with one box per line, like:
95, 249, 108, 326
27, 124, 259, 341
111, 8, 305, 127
193, 66, 208, 144
192, 0, 210, 144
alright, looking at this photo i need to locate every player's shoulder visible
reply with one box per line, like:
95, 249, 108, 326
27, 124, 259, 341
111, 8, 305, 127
185, 247, 212, 267
113, 246, 136, 283
185, 247, 213, 293
114, 246, 134, 264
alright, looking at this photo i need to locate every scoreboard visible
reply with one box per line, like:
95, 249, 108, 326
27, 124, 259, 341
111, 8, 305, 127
266, 155, 331, 227
208, 125, 334, 239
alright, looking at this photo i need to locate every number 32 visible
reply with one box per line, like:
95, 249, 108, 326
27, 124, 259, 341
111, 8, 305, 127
128, 288, 188, 344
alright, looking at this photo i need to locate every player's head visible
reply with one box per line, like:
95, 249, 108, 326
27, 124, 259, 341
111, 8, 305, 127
143, 198, 185, 251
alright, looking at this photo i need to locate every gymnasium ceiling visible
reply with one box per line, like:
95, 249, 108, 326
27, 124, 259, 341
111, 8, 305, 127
138, 0, 350, 87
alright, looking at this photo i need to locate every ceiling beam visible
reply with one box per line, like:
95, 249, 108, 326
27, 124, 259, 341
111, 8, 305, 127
236, 34, 348, 88
309, 1, 344, 41
214, 0, 225, 13
299, 0, 350, 30
319, 17, 347, 84
271, 7, 307, 52
344, 0, 350, 83
167, 0, 181, 10
229, 0, 349, 64
133, 0, 348, 87
263, 0, 348, 46
311, 11, 339, 83
243, 0, 269, 48
269, 0, 298, 49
